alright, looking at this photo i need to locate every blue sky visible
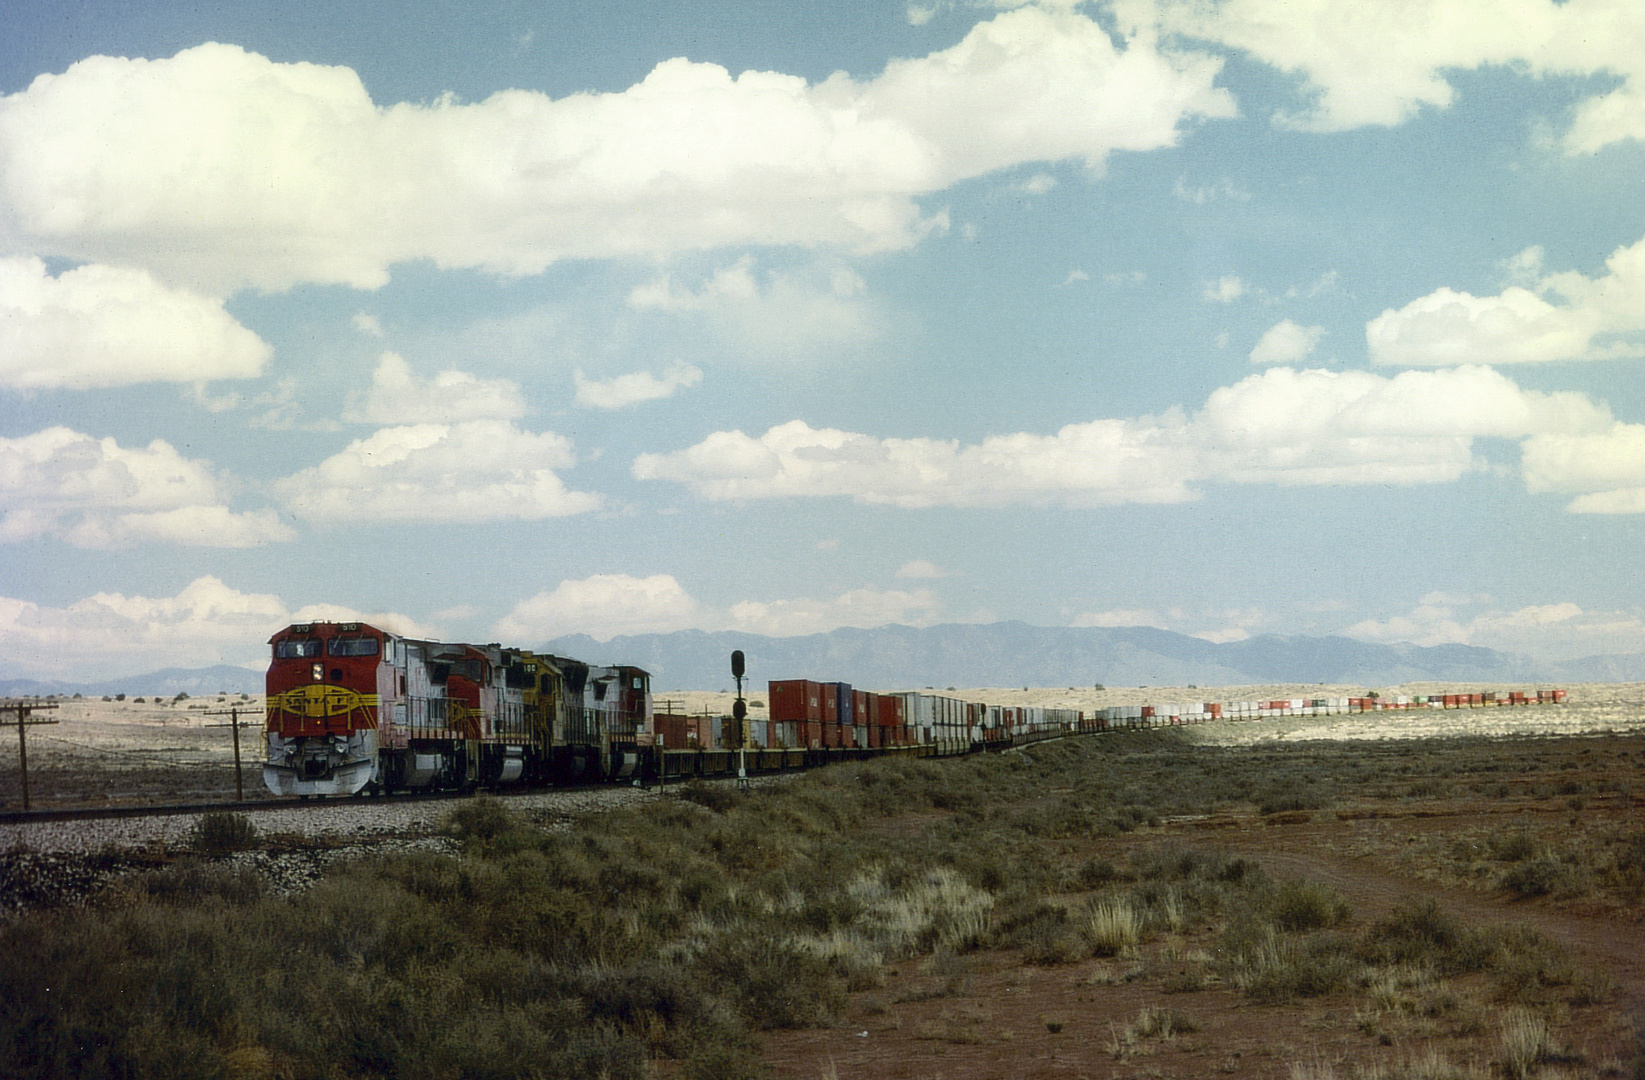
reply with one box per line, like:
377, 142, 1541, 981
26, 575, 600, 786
3, 0, 1644, 682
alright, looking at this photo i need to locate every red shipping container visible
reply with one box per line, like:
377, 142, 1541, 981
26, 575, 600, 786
868, 724, 882, 748
820, 686, 840, 725
878, 694, 904, 726
768, 679, 823, 722
853, 690, 871, 725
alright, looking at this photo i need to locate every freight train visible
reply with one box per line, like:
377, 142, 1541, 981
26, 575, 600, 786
263, 620, 1568, 797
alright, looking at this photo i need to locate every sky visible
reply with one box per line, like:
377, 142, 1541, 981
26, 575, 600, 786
3, 0, 1645, 683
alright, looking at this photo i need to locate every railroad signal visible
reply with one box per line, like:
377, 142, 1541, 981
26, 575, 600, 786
731, 651, 749, 788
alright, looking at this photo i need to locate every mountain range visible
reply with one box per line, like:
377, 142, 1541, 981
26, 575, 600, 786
4, 624, 1639, 701
542, 622, 1640, 691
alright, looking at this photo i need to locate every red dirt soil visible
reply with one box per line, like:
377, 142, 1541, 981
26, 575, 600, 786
761, 798, 1645, 1080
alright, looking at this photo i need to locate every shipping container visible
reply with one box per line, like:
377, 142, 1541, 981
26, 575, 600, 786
877, 694, 904, 727
820, 685, 840, 725
768, 679, 824, 722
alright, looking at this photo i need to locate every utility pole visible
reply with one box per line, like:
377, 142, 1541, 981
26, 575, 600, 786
204, 704, 258, 802
5, 699, 59, 812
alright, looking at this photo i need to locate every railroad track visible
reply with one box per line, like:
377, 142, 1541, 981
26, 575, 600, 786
0, 782, 633, 827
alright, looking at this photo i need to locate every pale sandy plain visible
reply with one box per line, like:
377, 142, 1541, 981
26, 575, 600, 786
664, 681, 1645, 743
3, 682, 1643, 810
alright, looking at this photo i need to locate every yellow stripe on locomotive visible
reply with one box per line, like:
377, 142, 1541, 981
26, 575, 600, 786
266, 684, 380, 725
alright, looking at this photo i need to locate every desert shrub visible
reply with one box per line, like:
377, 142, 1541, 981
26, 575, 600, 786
188, 811, 257, 853
674, 1039, 766, 1080
1500, 855, 1591, 899
1076, 857, 1127, 888
442, 796, 526, 844
677, 780, 744, 814
1128, 1005, 1199, 1039
1220, 908, 1362, 1003
1486, 925, 1578, 1001
995, 899, 1083, 964
1259, 792, 1319, 814
539, 1023, 649, 1080
1488, 830, 1540, 862
694, 932, 842, 1029
1266, 878, 1351, 932
1359, 900, 1493, 976
132, 861, 267, 907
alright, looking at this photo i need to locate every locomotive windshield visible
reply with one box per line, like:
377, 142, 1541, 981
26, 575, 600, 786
327, 637, 380, 657
274, 639, 322, 659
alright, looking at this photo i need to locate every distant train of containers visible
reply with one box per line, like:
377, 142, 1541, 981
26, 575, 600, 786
649, 681, 1569, 752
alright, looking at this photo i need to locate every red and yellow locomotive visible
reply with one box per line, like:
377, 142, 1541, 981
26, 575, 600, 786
264, 621, 652, 797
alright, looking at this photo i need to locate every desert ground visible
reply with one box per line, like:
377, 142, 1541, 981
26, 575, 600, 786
3, 682, 1645, 1078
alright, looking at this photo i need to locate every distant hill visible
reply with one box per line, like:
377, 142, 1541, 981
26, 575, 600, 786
0, 665, 264, 700
6, 625, 1634, 701
538, 622, 1584, 691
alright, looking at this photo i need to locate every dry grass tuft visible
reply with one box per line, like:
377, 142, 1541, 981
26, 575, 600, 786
1083, 896, 1141, 957
1497, 1007, 1559, 1080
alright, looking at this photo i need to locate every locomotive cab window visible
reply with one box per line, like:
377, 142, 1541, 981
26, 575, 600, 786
275, 639, 322, 659
327, 636, 380, 657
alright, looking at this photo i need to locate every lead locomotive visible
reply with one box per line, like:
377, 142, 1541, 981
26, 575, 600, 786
263, 621, 649, 797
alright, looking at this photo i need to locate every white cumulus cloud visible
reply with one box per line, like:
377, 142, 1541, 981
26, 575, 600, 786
341, 352, 526, 424
273, 420, 600, 523
0, 576, 428, 680
493, 574, 700, 642
634, 415, 1201, 508
0, 256, 270, 390
1071, 604, 1265, 643
1142, 0, 1645, 153
628, 258, 881, 356
1343, 592, 1645, 662
1521, 420, 1645, 514
574, 364, 704, 409
1203, 274, 1245, 303
1249, 318, 1324, 364
0, 14, 1232, 294
896, 559, 950, 579
0, 426, 292, 547
1368, 234, 1645, 366
635, 365, 1617, 507
728, 587, 942, 636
